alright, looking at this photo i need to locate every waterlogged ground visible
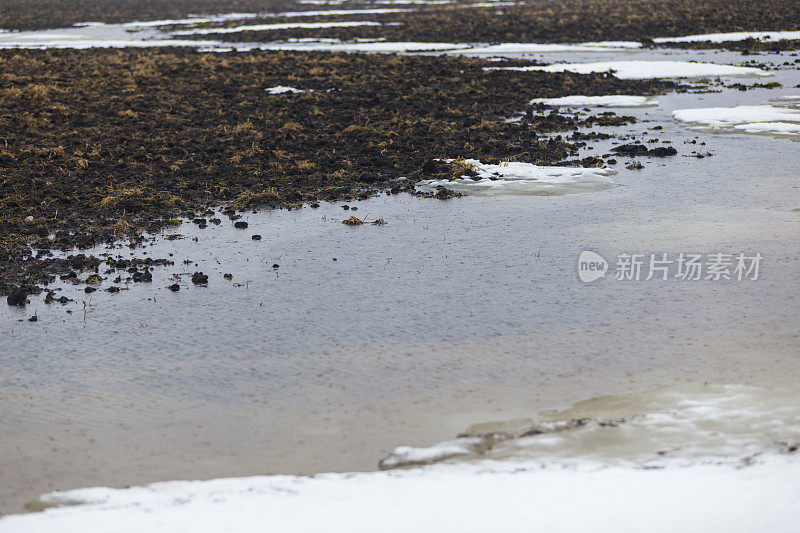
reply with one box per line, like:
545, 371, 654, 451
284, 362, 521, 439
2, 49, 799, 516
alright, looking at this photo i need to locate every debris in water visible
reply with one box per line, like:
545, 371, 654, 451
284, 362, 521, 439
343, 216, 364, 226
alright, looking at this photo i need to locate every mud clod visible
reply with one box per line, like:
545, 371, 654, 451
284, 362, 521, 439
434, 188, 460, 200
648, 146, 678, 157
7, 287, 28, 306
132, 270, 153, 283
191, 272, 209, 285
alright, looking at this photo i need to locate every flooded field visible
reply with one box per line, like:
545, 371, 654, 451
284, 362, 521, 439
2, 49, 799, 516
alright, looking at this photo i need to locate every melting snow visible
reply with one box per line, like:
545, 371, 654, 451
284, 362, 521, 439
529, 95, 658, 107
420, 160, 615, 195
1, 457, 798, 533
378, 438, 489, 469
673, 105, 800, 137
654, 30, 800, 43
252, 41, 472, 52
265, 86, 307, 94
171, 21, 383, 35
454, 41, 641, 54
486, 60, 771, 79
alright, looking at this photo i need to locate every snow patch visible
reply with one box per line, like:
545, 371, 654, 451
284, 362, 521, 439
673, 105, 800, 137
171, 21, 384, 36
379, 437, 490, 469
654, 30, 800, 43
733, 122, 800, 134
265, 86, 307, 94
420, 160, 615, 196
252, 41, 472, 52
1, 457, 799, 533
454, 41, 641, 54
486, 60, 771, 79
529, 95, 658, 107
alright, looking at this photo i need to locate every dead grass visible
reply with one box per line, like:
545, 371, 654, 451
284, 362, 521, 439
342, 215, 364, 226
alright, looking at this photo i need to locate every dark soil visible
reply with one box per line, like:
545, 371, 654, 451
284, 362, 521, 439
2, 0, 799, 42
611, 144, 678, 157
0, 47, 675, 296
0, 0, 298, 31
154, 0, 800, 44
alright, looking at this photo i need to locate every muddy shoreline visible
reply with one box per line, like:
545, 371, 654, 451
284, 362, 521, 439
0, 47, 677, 297
4, 0, 799, 298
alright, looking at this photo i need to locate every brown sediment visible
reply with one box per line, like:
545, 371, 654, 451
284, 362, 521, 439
0, 47, 675, 295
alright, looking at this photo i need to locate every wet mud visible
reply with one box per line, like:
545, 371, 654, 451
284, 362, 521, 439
0, 48, 673, 296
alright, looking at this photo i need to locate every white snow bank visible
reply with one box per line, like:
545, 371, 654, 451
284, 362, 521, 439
372, 0, 454, 4
253, 41, 472, 52
673, 105, 800, 137
114, 13, 262, 28
654, 30, 800, 43
258, 8, 409, 17
73, 10, 407, 28
121, 8, 408, 26
420, 160, 615, 196
673, 105, 800, 127
486, 60, 771, 79
0, 38, 227, 49
529, 95, 658, 107
171, 21, 383, 36
265, 86, 307, 94
2, 456, 799, 533
733, 122, 800, 134
455, 41, 641, 54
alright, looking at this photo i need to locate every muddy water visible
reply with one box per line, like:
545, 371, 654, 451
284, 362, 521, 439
2, 50, 800, 513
